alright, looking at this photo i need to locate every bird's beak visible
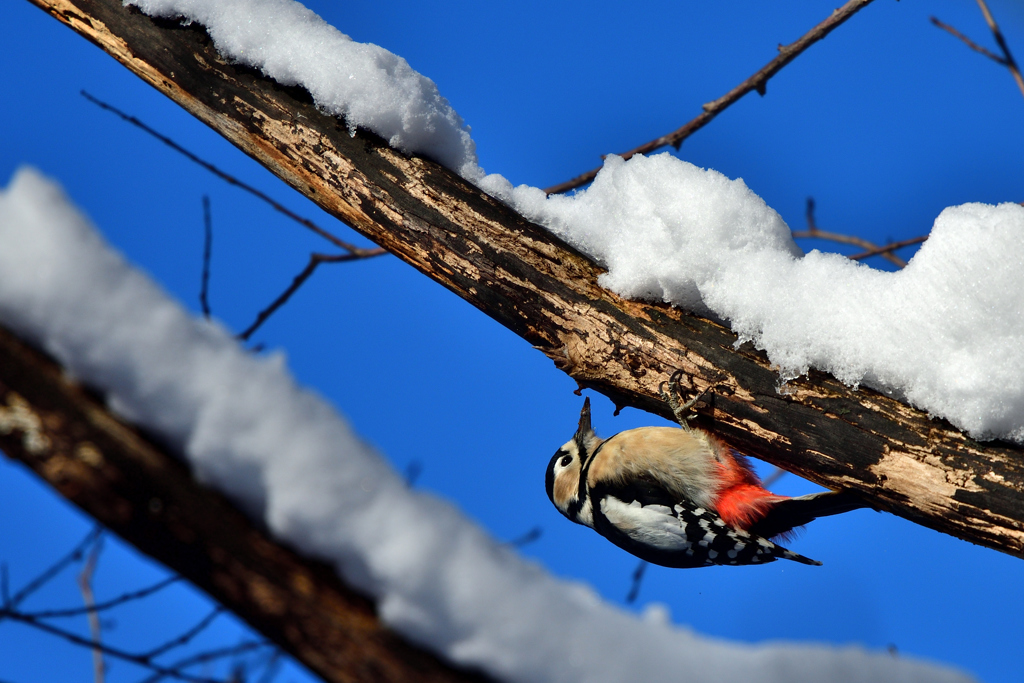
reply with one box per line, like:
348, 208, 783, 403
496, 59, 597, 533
575, 397, 592, 443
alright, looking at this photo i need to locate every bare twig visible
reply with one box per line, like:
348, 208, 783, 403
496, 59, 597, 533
141, 607, 225, 659
0, 610, 224, 683
932, 1, 1024, 102
80, 91, 380, 256
1, 570, 260, 683
138, 641, 272, 683
78, 537, 106, 683
27, 577, 180, 619
238, 251, 383, 341
625, 560, 648, 605
403, 460, 423, 488
200, 196, 213, 319
976, 0, 1024, 99
5, 526, 102, 611
545, 0, 878, 194
255, 650, 283, 683
761, 466, 788, 489
792, 198, 917, 268
931, 17, 1006, 65
506, 527, 543, 548
1, 536, 236, 683
848, 235, 928, 262
82, 93, 390, 339
791, 225, 905, 265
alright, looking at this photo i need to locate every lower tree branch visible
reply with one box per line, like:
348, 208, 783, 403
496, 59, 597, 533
0, 325, 490, 683
21, 0, 1024, 567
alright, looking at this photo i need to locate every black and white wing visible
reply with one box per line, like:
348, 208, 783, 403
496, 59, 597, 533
589, 485, 821, 569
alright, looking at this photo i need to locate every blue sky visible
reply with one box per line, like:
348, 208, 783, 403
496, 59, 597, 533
2, 1, 1023, 681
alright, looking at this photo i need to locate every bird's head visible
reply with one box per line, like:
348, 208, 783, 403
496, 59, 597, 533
545, 397, 602, 525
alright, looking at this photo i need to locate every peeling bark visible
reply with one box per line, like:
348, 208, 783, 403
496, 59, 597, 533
21, 0, 1024, 574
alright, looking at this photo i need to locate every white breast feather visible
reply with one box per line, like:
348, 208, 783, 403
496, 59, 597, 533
600, 496, 691, 552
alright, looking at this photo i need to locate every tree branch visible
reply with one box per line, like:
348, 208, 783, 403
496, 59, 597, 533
77, 538, 106, 683
20, 0, 1024, 593
0, 608, 223, 683
544, 0, 878, 195
975, 0, 1024, 100
24, 576, 179, 619
80, 90, 380, 257
3, 526, 103, 610
238, 252, 382, 342
792, 197, 929, 268
847, 235, 928, 262
200, 195, 213, 319
932, 1, 1024, 102
931, 16, 1007, 66
0, 325, 491, 683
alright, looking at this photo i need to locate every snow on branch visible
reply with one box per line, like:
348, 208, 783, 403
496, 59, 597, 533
113, 0, 1024, 447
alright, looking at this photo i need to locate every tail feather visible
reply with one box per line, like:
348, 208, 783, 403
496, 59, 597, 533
747, 490, 868, 540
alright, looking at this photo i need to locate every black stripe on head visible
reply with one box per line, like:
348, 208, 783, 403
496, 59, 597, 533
576, 435, 609, 504
566, 495, 583, 521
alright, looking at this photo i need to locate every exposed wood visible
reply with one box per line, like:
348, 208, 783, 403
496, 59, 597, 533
21, 0, 1024, 570
0, 325, 491, 683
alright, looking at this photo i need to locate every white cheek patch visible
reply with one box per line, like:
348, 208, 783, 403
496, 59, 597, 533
601, 496, 690, 552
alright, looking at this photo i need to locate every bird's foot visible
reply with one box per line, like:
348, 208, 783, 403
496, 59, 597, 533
659, 370, 714, 431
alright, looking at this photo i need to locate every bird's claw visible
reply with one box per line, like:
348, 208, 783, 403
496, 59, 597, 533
660, 370, 713, 431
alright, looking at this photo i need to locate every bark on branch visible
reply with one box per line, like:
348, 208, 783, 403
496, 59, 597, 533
21, 0, 1024, 583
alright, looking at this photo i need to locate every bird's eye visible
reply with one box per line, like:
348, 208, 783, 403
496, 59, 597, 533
560, 454, 572, 467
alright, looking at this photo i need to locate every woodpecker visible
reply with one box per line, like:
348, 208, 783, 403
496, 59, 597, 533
545, 373, 865, 568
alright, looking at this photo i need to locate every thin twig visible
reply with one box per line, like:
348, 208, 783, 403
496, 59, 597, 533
932, 1, 1024, 102
0, 610, 223, 683
140, 607, 225, 659
792, 198, 911, 268
27, 577, 180, 619
238, 252, 382, 341
255, 650, 282, 683
976, 0, 1024, 99
82, 92, 390, 339
80, 91, 380, 256
78, 537, 106, 683
506, 527, 543, 548
200, 196, 213, 319
848, 235, 927, 262
804, 196, 819, 232
792, 226, 913, 267
930, 17, 1006, 65
138, 641, 271, 683
403, 460, 423, 488
545, 0, 878, 195
625, 560, 648, 604
761, 466, 788, 489
5, 526, 102, 610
